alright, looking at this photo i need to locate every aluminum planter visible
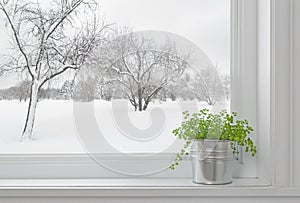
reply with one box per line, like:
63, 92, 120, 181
190, 140, 233, 185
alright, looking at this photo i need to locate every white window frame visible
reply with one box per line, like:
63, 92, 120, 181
0, 0, 284, 188
0, 0, 259, 180
230, 0, 258, 178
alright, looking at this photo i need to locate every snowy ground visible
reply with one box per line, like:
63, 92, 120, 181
0, 100, 229, 154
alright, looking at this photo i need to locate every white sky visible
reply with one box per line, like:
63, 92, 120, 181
0, 0, 230, 88
100, 0, 230, 71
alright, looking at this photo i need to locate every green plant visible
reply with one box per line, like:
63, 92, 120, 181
170, 108, 256, 170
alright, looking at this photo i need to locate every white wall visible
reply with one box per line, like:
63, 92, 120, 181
271, 0, 292, 186
292, 0, 300, 187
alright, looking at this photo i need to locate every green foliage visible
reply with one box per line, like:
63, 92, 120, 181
170, 109, 256, 170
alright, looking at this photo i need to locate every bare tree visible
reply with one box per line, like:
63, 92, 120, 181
167, 72, 195, 101
221, 74, 231, 101
190, 66, 225, 105
0, 0, 111, 141
99, 33, 190, 111
0, 86, 18, 100
60, 80, 74, 100
16, 80, 31, 102
73, 75, 98, 102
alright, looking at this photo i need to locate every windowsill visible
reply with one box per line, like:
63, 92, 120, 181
0, 177, 266, 188
0, 178, 299, 197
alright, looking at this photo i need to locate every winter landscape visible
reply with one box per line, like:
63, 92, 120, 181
0, 0, 230, 153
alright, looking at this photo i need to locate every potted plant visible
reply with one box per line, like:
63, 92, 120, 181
170, 108, 256, 185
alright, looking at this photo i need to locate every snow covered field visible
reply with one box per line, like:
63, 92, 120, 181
0, 100, 229, 154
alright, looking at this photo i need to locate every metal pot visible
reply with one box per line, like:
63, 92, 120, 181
190, 140, 233, 185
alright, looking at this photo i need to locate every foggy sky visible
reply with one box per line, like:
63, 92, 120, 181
0, 0, 230, 88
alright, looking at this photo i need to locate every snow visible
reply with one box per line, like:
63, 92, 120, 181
0, 100, 229, 154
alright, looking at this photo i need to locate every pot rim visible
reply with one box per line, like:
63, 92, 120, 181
192, 139, 230, 142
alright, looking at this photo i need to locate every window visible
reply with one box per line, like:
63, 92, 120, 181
0, 0, 260, 181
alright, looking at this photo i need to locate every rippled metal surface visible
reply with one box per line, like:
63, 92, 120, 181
190, 140, 233, 185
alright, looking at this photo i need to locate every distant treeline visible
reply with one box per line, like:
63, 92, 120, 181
0, 70, 231, 106
0, 80, 69, 101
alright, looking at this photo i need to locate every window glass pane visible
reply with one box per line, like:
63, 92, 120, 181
0, 0, 230, 160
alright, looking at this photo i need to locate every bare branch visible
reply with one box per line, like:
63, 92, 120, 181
39, 65, 78, 89
94, 32, 190, 111
45, 0, 83, 40
0, 2, 34, 78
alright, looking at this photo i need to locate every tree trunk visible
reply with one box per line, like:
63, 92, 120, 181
137, 87, 143, 111
143, 100, 149, 111
20, 81, 39, 141
170, 93, 176, 101
128, 96, 138, 111
206, 97, 215, 106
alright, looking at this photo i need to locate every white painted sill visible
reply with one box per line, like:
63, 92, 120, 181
0, 178, 299, 197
